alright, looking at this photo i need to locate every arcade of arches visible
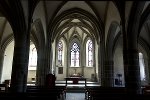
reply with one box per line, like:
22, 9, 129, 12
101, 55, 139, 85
0, 1, 150, 94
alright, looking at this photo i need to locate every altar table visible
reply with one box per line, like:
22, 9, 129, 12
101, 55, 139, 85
64, 77, 86, 87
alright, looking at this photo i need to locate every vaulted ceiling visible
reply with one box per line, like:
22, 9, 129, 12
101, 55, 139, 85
0, 1, 149, 47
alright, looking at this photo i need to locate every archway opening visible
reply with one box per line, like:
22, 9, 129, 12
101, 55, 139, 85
51, 11, 101, 87
27, 41, 37, 85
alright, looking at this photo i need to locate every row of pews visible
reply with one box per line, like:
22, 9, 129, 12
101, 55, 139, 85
85, 86, 150, 100
142, 85, 150, 94
0, 85, 66, 99
0, 84, 9, 92
1, 84, 150, 100
85, 86, 127, 100
26, 86, 66, 99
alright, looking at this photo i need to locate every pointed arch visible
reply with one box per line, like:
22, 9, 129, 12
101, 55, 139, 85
106, 21, 120, 60
56, 36, 67, 66
57, 41, 63, 66
138, 52, 146, 81
50, 8, 102, 44
138, 37, 150, 85
86, 39, 93, 67
70, 42, 80, 67
28, 45, 37, 67
69, 37, 80, 67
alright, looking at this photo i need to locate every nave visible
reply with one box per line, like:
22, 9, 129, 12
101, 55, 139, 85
0, 1, 150, 99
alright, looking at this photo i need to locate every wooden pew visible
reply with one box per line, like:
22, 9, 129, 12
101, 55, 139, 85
0, 84, 7, 92
85, 86, 127, 100
26, 86, 66, 99
142, 85, 150, 94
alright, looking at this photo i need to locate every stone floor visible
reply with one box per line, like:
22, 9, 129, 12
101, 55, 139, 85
56, 80, 99, 100
66, 92, 85, 100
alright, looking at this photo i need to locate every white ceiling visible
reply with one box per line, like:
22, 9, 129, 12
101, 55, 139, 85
0, 1, 149, 48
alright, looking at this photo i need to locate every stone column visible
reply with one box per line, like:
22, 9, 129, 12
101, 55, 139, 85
10, 31, 30, 92
103, 60, 114, 87
122, 13, 141, 94
81, 42, 84, 77
66, 43, 69, 77
124, 48, 141, 94
36, 47, 47, 86
123, 2, 145, 94
99, 40, 105, 86
0, 51, 4, 83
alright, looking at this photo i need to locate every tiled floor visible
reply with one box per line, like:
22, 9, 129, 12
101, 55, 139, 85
66, 92, 85, 100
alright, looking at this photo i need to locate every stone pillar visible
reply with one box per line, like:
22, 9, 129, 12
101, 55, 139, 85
36, 40, 52, 86
148, 60, 150, 83
10, 31, 30, 92
120, 1, 142, 94
0, 51, 4, 83
99, 40, 105, 86
122, 15, 141, 94
66, 43, 69, 77
125, 48, 141, 94
81, 42, 84, 77
103, 60, 114, 87
36, 48, 47, 86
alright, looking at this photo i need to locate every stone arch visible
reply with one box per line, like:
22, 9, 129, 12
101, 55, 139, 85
106, 21, 120, 60
139, 4, 150, 37
127, 1, 146, 40
138, 37, 150, 85
105, 21, 121, 86
0, 34, 14, 83
83, 36, 95, 67
112, 32, 124, 87
49, 8, 103, 43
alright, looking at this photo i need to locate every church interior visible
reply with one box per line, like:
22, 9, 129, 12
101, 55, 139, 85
0, 0, 150, 99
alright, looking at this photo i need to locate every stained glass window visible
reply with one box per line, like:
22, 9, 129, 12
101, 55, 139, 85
29, 47, 37, 66
58, 41, 63, 66
71, 42, 80, 67
139, 52, 146, 81
86, 39, 93, 66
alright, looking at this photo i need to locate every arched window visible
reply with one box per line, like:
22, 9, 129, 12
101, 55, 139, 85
86, 39, 93, 67
58, 41, 63, 66
139, 52, 146, 81
71, 42, 80, 67
29, 47, 37, 67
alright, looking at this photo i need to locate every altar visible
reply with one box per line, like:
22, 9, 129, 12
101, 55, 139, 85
64, 77, 87, 87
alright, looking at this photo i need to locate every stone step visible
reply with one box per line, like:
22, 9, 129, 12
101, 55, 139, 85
66, 87, 86, 93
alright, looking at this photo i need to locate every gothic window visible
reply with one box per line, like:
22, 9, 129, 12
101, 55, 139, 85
86, 39, 93, 67
29, 47, 37, 67
139, 52, 146, 81
71, 42, 80, 67
58, 41, 63, 66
